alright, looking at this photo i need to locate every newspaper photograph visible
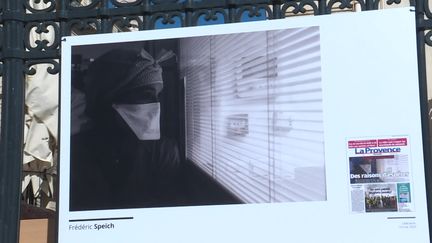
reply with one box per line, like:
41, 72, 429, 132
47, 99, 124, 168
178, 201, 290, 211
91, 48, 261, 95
347, 137, 414, 213
365, 184, 398, 212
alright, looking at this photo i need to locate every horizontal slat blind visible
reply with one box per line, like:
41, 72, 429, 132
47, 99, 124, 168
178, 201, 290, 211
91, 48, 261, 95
181, 26, 326, 203
211, 32, 271, 203
268, 27, 326, 202
182, 36, 214, 175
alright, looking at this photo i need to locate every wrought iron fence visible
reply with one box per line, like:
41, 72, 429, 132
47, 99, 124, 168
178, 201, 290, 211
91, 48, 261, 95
1, 0, 432, 243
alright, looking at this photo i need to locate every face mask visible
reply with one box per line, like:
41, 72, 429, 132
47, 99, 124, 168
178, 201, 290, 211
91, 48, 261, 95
112, 103, 160, 140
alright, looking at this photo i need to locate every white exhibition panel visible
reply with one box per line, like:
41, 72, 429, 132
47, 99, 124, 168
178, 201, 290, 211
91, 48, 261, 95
59, 7, 430, 243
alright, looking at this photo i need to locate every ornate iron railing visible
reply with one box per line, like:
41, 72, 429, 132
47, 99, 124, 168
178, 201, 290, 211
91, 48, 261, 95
1, 0, 432, 243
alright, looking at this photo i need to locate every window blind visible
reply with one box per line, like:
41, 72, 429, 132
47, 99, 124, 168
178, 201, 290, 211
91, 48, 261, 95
181, 36, 214, 176
181, 26, 326, 203
267, 27, 326, 202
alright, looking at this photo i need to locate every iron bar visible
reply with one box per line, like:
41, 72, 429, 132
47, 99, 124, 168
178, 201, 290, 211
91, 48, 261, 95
0, 1, 25, 243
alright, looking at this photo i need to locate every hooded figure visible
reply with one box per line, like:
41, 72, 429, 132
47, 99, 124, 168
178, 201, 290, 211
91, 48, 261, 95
70, 48, 182, 211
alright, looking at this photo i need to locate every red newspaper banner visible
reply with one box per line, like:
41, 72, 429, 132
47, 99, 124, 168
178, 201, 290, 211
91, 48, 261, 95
348, 139, 378, 149
378, 138, 408, 147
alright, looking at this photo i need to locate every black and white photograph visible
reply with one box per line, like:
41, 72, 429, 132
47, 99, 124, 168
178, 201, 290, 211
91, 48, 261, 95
69, 26, 327, 211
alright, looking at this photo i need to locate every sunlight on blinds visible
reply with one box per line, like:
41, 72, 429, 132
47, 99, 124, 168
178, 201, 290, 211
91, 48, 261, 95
182, 36, 214, 176
181, 26, 326, 203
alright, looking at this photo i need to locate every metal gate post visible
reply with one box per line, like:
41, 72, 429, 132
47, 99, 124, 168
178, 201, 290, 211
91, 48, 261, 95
0, 0, 25, 242
416, 0, 432, 240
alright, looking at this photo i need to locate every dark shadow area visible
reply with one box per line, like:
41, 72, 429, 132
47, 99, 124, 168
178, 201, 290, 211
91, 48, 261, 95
69, 39, 241, 211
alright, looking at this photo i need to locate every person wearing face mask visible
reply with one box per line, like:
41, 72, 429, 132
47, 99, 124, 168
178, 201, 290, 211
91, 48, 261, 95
70, 48, 182, 211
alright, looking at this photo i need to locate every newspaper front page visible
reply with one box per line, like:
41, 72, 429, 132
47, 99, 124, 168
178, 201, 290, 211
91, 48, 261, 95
348, 137, 413, 213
